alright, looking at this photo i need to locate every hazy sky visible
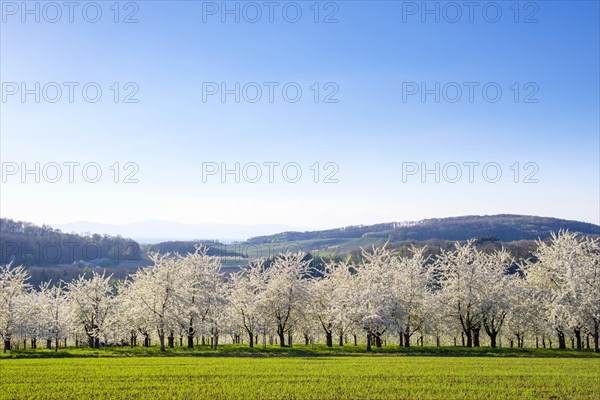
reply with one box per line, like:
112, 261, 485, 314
1, 1, 599, 230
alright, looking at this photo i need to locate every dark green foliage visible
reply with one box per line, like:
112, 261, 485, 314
247, 215, 599, 244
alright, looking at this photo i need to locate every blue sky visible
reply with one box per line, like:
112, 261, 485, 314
1, 1, 599, 232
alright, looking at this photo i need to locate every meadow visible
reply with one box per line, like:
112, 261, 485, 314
1, 347, 599, 399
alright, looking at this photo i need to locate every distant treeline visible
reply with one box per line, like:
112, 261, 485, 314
145, 241, 243, 258
248, 215, 600, 244
248, 223, 401, 244
0, 218, 141, 267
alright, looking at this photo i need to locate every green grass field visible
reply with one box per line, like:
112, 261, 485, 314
2, 356, 599, 399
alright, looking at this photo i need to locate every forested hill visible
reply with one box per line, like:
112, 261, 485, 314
247, 215, 600, 244
0, 218, 141, 267
145, 241, 242, 257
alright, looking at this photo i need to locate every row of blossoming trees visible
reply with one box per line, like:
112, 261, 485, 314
1, 231, 599, 353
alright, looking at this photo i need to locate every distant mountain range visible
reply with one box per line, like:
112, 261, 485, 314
52, 220, 301, 243
246, 215, 600, 244
30, 215, 600, 245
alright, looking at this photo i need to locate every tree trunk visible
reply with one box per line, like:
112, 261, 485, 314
55, 338, 59, 352
325, 331, 333, 347
586, 334, 590, 349
557, 330, 566, 349
339, 333, 344, 346
574, 328, 582, 350
366, 332, 372, 352
159, 333, 166, 352
404, 332, 410, 348
248, 332, 254, 348
3, 339, 10, 353
592, 323, 599, 353
436, 336, 440, 347
353, 334, 357, 346
465, 331, 472, 348
46, 339, 52, 349
188, 320, 195, 348
168, 331, 174, 348
472, 327, 480, 347
375, 334, 382, 348
489, 332, 497, 348
277, 325, 285, 348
